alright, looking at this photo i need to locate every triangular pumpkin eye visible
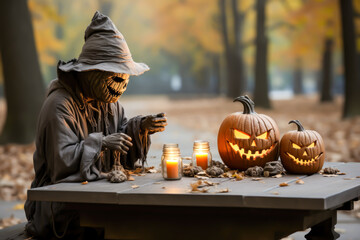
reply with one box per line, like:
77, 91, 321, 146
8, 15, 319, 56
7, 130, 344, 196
307, 141, 316, 148
234, 129, 250, 139
292, 143, 301, 149
256, 131, 268, 139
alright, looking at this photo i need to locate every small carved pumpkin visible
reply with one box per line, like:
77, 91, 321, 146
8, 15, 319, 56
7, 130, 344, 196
280, 120, 325, 174
217, 96, 280, 170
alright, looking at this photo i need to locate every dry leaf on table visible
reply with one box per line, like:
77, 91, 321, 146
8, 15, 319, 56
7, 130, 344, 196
216, 188, 229, 193
279, 182, 289, 187
273, 174, 283, 178
81, 181, 88, 185
252, 178, 263, 181
131, 185, 139, 189
296, 179, 304, 185
128, 176, 135, 181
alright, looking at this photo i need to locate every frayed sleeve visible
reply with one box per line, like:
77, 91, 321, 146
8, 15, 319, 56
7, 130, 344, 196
117, 105, 151, 169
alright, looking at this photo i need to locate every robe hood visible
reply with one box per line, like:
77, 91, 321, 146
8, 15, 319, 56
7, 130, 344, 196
58, 11, 149, 76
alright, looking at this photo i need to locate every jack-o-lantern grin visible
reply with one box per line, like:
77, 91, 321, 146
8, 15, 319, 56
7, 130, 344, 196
107, 85, 122, 97
286, 152, 323, 166
227, 140, 276, 161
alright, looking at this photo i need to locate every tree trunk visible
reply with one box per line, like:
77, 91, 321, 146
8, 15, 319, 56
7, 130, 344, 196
231, 0, 247, 95
339, 0, 360, 118
0, 0, 45, 143
293, 58, 303, 95
320, 38, 334, 102
219, 0, 245, 99
254, 0, 271, 108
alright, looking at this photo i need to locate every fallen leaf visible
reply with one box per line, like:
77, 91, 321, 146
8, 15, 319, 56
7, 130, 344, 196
131, 185, 139, 189
216, 188, 229, 193
81, 181, 88, 185
153, 182, 162, 184
145, 166, 158, 173
196, 171, 208, 176
296, 179, 304, 184
195, 175, 209, 180
190, 180, 210, 193
233, 172, 244, 181
343, 178, 356, 180
203, 180, 219, 186
161, 186, 166, 189
128, 176, 135, 181
271, 191, 279, 195
134, 168, 143, 174
273, 174, 283, 178
279, 182, 289, 187
356, 176, 360, 178
322, 174, 338, 177
336, 172, 346, 175
252, 178, 263, 181
12, 203, 24, 210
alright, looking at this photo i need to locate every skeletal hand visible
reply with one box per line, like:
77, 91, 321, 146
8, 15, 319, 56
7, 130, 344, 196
140, 112, 167, 135
102, 133, 133, 154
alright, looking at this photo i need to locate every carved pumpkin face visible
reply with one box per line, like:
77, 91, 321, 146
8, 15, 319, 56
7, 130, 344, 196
78, 70, 130, 103
217, 96, 280, 170
280, 120, 325, 174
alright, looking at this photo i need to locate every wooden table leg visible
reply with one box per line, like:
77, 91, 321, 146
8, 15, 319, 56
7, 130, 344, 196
305, 210, 340, 240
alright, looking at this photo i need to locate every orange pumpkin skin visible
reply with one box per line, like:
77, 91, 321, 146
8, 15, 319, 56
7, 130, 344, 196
217, 96, 280, 170
280, 120, 325, 174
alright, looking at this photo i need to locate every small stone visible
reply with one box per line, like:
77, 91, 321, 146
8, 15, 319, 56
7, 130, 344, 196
183, 166, 203, 177
245, 166, 263, 177
263, 161, 284, 176
323, 167, 340, 174
206, 166, 224, 177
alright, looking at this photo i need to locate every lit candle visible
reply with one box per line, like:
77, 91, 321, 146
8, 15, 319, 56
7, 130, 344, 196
196, 153, 208, 170
166, 159, 179, 179
192, 140, 212, 170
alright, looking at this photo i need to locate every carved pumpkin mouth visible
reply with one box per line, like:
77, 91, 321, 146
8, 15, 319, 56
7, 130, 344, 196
227, 141, 276, 160
107, 85, 122, 97
286, 152, 323, 166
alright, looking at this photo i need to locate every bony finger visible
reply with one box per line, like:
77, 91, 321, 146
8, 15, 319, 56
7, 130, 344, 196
120, 133, 132, 141
156, 112, 166, 117
120, 142, 130, 151
152, 117, 167, 122
153, 122, 167, 127
120, 149, 128, 155
123, 140, 133, 147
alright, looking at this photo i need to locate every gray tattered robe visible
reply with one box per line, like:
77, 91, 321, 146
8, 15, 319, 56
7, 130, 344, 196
25, 69, 150, 238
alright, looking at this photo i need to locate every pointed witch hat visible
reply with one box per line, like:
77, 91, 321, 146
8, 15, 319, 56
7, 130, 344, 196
58, 11, 149, 76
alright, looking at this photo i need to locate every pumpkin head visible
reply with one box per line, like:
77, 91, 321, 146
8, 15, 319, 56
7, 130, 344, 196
217, 96, 280, 170
280, 120, 325, 174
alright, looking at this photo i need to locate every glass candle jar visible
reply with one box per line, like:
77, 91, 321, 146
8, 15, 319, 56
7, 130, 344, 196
161, 144, 182, 180
192, 140, 212, 170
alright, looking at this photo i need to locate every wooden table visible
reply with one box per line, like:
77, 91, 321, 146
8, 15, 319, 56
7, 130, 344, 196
27, 162, 360, 240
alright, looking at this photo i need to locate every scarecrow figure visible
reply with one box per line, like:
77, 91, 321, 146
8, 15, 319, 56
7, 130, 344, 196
24, 11, 167, 239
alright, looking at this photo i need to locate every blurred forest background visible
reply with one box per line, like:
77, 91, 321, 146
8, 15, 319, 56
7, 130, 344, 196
1, 0, 360, 227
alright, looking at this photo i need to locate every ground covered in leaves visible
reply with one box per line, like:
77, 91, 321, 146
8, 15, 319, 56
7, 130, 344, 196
0, 95, 359, 227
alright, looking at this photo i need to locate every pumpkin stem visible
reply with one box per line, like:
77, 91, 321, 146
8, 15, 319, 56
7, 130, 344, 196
289, 120, 305, 131
233, 95, 256, 114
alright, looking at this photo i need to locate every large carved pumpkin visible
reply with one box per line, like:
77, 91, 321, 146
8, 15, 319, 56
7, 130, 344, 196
217, 96, 280, 170
280, 120, 325, 174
